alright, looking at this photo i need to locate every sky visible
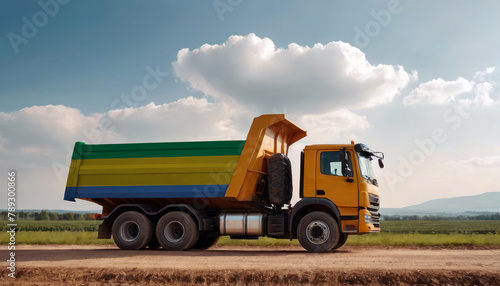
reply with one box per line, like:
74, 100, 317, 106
1, 0, 499, 211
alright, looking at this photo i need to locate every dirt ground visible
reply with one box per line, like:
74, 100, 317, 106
2, 245, 500, 285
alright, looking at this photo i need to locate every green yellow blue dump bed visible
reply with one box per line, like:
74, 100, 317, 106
64, 114, 306, 215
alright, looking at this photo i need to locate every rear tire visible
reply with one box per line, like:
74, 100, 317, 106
192, 231, 220, 250
112, 211, 153, 250
332, 234, 348, 250
156, 211, 199, 251
297, 211, 339, 253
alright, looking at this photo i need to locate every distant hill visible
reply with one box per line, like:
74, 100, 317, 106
381, 192, 500, 216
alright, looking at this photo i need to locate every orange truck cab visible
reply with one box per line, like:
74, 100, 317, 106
64, 114, 384, 253
300, 144, 382, 237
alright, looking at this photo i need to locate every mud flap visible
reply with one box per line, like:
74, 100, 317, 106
98, 223, 112, 239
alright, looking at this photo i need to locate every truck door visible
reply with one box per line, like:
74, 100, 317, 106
315, 150, 358, 207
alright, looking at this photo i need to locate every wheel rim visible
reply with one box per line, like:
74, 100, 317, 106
120, 221, 140, 242
305, 220, 330, 245
164, 221, 185, 243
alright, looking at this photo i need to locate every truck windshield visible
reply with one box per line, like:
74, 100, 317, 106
357, 153, 377, 185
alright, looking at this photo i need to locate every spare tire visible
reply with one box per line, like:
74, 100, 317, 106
267, 153, 292, 206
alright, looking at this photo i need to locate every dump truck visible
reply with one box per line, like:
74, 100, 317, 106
64, 114, 384, 253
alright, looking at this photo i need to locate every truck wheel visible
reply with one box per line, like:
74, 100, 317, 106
332, 234, 348, 250
297, 211, 339, 253
192, 231, 220, 250
156, 211, 199, 251
112, 211, 153, 250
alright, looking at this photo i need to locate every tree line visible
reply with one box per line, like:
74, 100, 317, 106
382, 213, 500, 221
0, 210, 100, 221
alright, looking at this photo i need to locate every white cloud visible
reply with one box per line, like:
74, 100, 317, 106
403, 67, 496, 106
298, 109, 369, 142
0, 104, 125, 174
403, 77, 473, 105
0, 98, 248, 158
439, 156, 500, 168
105, 97, 248, 142
0, 105, 109, 152
473, 67, 495, 82
462, 82, 494, 106
173, 33, 413, 114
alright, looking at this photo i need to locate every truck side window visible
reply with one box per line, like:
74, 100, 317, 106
320, 151, 353, 177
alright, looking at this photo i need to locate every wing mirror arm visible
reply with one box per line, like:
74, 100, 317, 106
339, 147, 351, 176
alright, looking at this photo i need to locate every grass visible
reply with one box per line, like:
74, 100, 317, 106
380, 220, 500, 234
345, 232, 500, 246
0, 220, 100, 232
0, 231, 114, 245
1, 220, 499, 246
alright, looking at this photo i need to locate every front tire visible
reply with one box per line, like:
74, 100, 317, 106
112, 211, 153, 250
333, 234, 348, 250
156, 211, 199, 251
297, 211, 339, 253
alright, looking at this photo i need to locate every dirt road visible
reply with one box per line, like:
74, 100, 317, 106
2, 245, 500, 285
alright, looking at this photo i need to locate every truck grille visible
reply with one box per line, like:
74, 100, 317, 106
368, 193, 380, 228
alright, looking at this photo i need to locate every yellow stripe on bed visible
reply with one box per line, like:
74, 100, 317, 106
66, 155, 240, 187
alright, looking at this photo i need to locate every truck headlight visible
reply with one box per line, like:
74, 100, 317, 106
364, 214, 371, 223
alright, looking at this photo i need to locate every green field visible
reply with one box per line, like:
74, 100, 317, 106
0, 220, 100, 232
1, 220, 499, 246
380, 220, 500, 234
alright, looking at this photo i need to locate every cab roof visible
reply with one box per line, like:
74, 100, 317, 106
304, 143, 355, 150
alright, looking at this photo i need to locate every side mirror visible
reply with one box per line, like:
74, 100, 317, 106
378, 159, 384, 168
339, 148, 351, 176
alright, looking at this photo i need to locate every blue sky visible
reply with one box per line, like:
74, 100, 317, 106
1, 0, 499, 210
3, 1, 499, 113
